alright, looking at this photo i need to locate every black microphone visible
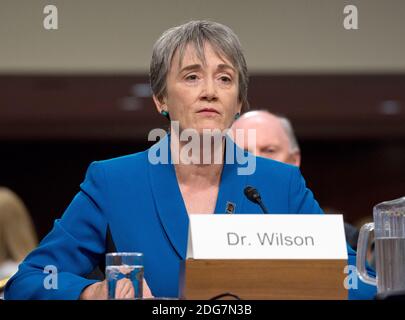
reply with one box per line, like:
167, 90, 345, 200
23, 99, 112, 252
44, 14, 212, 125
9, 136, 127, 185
244, 185, 269, 214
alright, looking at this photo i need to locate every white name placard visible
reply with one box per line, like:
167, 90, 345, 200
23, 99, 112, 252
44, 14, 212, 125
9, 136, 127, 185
186, 214, 348, 260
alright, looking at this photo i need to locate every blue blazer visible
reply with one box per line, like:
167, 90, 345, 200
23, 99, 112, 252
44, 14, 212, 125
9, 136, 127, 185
5, 135, 376, 300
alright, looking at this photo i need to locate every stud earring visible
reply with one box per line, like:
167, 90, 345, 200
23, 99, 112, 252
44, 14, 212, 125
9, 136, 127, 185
161, 110, 170, 120
234, 112, 241, 120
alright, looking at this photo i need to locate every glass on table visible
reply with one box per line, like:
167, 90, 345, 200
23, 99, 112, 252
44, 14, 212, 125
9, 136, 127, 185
105, 252, 144, 299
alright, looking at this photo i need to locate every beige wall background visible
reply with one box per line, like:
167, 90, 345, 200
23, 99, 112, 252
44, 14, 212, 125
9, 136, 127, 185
0, 0, 404, 74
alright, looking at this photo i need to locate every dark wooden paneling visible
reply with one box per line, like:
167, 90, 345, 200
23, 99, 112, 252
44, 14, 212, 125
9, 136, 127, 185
0, 75, 164, 140
248, 75, 405, 139
301, 140, 405, 226
1, 74, 404, 140
0, 140, 151, 239
0, 74, 404, 239
2, 139, 404, 240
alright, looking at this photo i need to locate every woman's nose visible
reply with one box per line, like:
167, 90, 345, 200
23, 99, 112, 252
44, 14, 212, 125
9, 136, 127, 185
200, 78, 218, 101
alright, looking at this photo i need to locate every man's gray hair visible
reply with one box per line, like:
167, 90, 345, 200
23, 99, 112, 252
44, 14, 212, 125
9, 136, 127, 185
150, 20, 249, 112
278, 116, 300, 153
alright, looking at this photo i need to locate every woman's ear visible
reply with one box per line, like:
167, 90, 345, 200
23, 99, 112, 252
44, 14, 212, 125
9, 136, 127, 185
152, 95, 166, 113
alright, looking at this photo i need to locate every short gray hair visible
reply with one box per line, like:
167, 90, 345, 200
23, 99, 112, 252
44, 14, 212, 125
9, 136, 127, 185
278, 116, 300, 153
150, 20, 249, 112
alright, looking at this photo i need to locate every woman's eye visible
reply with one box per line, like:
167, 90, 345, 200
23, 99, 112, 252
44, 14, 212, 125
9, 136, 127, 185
185, 74, 198, 81
220, 76, 231, 83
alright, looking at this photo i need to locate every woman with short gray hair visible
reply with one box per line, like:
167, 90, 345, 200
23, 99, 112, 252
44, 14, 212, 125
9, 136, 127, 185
150, 20, 249, 113
5, 20, 323, 300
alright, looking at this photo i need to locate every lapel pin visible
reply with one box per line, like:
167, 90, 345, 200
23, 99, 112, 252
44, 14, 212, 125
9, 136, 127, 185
225, 201, 236, 214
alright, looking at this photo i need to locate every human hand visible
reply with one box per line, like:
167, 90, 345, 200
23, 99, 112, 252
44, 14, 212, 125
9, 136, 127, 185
80, 278, 153, 300
79, 279, 108, 300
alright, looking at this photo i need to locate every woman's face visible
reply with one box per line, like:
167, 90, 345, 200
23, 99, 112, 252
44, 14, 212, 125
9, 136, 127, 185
154, 42, 242, 134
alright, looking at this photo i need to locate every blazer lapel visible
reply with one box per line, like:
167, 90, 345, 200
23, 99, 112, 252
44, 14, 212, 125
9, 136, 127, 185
214, 135, 249, 214
147, 134, 189, 260
147, 134, 251, 260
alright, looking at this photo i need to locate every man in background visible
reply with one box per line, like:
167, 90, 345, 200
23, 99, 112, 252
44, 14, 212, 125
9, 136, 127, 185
231, 110, 359, 249
231, 110, 378, 300
232, 110, 300, 166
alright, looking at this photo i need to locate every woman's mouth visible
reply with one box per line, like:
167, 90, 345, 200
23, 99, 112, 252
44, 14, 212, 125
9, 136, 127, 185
197, 107, 220, 115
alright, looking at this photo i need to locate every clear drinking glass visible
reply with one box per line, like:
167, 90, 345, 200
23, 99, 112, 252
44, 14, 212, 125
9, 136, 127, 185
105, 252, 144, 299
